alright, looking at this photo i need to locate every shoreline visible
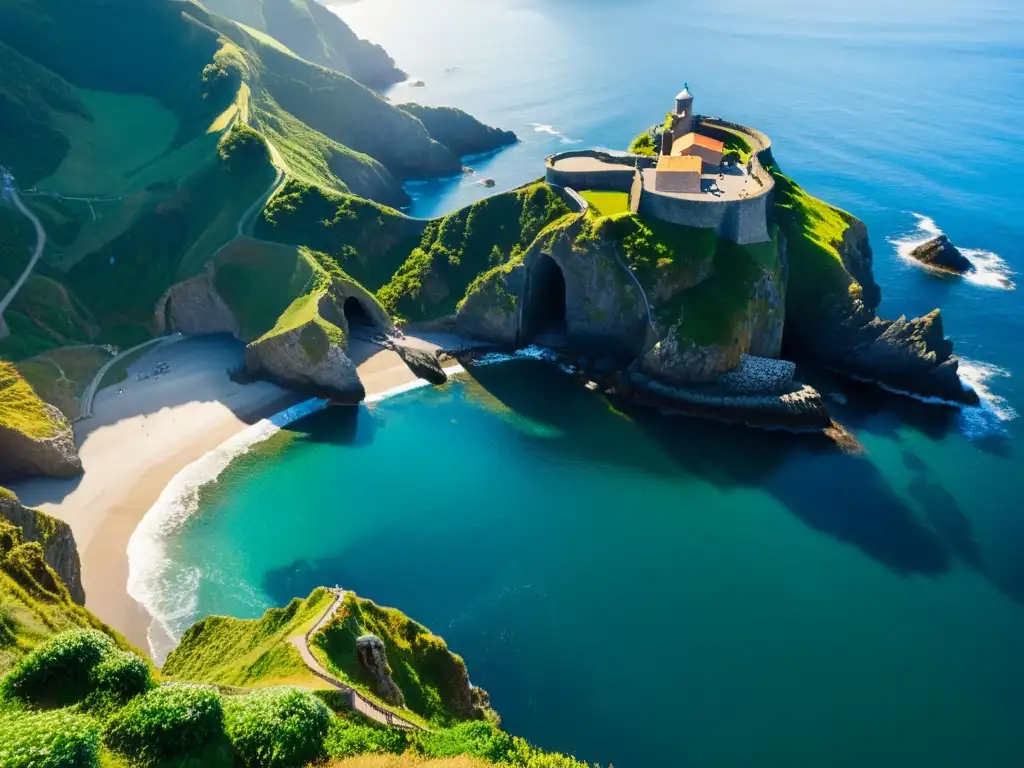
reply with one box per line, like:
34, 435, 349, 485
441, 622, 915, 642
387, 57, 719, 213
10, 335, 467, 659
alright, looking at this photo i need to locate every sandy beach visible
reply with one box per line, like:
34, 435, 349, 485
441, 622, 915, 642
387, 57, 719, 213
10, 333, 459, 656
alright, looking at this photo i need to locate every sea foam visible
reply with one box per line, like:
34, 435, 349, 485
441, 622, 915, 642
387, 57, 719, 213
888, 213, 1015, 290
128, 365, 467, 662
956, 358, 1018, 439
530, 123, 581, 145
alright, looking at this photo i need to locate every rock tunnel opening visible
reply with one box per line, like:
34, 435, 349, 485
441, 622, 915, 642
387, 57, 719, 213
521, 254, 567, 346
343, 296, 376, 335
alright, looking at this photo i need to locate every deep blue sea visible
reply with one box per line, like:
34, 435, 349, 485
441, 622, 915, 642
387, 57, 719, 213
134, 2, 1024, 765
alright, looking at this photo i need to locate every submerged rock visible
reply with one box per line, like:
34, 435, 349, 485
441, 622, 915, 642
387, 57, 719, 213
355, 634, 405, 707
908, 235, 974, 275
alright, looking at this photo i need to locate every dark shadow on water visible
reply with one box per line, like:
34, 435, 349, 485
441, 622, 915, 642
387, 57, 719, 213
284, 403, 372, 448
466, 359, 953, 578
907, 475, 985, 573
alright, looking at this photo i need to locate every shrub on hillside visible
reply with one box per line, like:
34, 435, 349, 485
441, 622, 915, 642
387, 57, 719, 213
86, 649, 153, 710
0, 708, 101, 768
628, 132, 656, 156
1, 629, 113, 707
103, 683, 223, 765
223, 686, 331, 767
324, 716, 408, 759
218, 123, 271, 172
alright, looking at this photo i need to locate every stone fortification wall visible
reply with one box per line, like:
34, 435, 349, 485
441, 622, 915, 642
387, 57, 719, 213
636, 170, 773, 244
699, 117, 775, 167
545, 150, 655, 192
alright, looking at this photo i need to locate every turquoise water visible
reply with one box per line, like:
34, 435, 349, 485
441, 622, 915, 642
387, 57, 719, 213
143, 1, 1024, 765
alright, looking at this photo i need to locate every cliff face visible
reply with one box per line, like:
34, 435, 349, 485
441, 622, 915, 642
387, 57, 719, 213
244, 294, 365, 403
775, 173, 978, 404
0, 364, 82, 482
398, 104, 518, 158
0, 491, 85, 605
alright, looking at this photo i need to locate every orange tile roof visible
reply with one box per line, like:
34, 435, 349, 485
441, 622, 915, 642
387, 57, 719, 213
656, 155, 703, 173
671, 132, 725, 155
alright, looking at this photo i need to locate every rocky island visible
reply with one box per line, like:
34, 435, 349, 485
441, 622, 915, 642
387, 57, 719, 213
908, 234, 975, 275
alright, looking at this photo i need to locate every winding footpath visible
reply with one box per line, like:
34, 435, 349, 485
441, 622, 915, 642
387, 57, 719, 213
0, 183, 47, 329
288, 589, 424, 731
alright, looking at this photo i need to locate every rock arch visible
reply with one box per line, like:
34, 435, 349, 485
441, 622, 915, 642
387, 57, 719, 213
518, 254, 567, 346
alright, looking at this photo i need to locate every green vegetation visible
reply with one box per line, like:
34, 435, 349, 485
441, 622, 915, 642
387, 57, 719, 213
579, 190, 629, 217
0, 362, 61, 440
36, 87, 179, 197
0, 629, 152, 711
16, 346, 109, 421
0, 707, 101, 768
771, 170, 857, 313
223, 686, 332, 768
627, 131, 656, 156
104, 683, 224, 765
720, 131, 753, 165
201, 0, 405, 90
0, 41, 90, 187
163, 587, 334, 687
218, 122, 272, 172
314, 592, 483, 727
257, 180, 415, 291
378, 183, 570, 323
397, 104, 517, 157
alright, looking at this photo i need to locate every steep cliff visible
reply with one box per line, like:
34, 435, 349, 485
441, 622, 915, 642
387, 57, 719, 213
773, 172, 979, 404
0, 489, 84, 605
0, 362, 81, 481
398, 104, 518, 157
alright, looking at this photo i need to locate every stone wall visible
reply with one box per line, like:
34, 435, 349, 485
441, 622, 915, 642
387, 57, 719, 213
544, 150, 656, 193
636, 170, 773, 244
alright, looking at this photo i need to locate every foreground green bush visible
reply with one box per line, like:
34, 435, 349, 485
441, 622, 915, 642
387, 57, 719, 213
1, 629, 113, 707
0, 708, 100, 768
324, 716, 409, 759
224, 686, 332, 767
86, 649, 153, 710
103, 683, 223, 765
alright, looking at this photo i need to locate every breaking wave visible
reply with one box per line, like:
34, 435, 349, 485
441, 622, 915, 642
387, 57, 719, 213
956, 359, 1017, 439
471, 344, 578, 374
530, 123, 581, 145
889, 213, 1015, 290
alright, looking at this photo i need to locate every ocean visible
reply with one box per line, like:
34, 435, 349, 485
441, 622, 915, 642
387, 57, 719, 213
130, 1, 1024, 765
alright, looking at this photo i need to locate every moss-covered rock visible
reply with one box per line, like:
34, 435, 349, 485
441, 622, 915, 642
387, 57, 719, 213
0, 492, 84, 605
0, 363, 81, 481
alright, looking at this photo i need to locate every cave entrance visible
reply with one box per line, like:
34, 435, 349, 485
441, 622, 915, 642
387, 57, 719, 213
343, 296, 377, 338
521, 254, 567, 347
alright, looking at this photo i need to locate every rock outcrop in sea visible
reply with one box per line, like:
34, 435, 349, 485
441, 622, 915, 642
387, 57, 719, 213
908, 235, 974, 275
784, 219, 979, 405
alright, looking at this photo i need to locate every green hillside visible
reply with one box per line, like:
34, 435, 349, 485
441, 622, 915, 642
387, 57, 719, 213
202, 0, 406, 90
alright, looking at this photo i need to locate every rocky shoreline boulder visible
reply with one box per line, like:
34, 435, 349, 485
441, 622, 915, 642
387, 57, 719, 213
908, 235, 974, 275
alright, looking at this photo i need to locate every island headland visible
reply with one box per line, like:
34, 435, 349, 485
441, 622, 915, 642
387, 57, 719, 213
0, 1, 989, 765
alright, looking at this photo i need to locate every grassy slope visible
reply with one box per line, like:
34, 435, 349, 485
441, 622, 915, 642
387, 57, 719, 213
257, 180, 417, 290
0, 41, 92, 187
313, 592, 479, 727
162, 588, 334, 687
15, 346, 110, 422
377, 183, 571, 323
0, 515, 138, 676
0, 362, 63, 440
771, 170, 857, 315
